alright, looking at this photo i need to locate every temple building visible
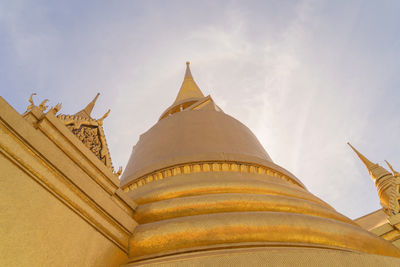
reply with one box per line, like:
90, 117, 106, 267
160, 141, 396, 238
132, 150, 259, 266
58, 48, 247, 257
1, 62, 400, 266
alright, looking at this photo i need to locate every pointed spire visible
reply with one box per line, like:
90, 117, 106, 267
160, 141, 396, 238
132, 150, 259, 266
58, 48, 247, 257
385, 160, 399, 176
75, 93, 100, 119
347, 142, 375, 169
184, 61, 194, 79
173, 62, 204, 104
348, 142, 393, 181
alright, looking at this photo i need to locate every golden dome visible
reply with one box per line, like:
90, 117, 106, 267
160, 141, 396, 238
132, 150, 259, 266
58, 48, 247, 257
121, 62, 276, 187
121, 63, 400, 262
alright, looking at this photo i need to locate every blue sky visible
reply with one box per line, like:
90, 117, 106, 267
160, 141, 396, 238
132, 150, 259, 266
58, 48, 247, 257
1, 0, 400, 219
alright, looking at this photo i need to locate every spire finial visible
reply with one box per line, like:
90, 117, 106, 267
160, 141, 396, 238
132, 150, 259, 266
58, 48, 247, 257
75, 93, 100, 119
348, 143, 395, 215
347, 142, 375, 169
347, 142, 393, 181
172, 62, 204, 104
385, 160, 399, 176
184, 61, 193, 79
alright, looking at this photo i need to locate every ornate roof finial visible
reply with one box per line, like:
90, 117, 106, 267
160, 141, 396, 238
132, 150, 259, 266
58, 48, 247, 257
27, 93, 36, 110
385, 160, 399, 176
75, 93, 100, 119
116, 166, 123, 176
173, 62, 204, 104
98, 109, 110, 126
39, 99, 49, 112
52, 103, 62, 114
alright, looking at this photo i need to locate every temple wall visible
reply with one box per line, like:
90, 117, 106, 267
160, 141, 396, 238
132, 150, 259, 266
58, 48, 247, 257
0, 154, 127, 266
0, 97, 137, 266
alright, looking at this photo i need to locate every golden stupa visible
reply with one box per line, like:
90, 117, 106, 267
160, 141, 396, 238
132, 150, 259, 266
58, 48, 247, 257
1, 62, 400, 266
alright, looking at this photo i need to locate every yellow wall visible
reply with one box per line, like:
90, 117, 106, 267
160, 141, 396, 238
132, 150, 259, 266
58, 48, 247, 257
0, 97, 136, 266
0, 153, 128, 267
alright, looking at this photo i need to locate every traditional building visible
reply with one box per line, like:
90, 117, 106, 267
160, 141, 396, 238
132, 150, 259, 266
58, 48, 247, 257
1, 63, 400, 266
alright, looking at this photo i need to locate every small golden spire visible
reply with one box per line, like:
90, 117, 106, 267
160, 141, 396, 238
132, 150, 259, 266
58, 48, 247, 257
347, 142, 375, 170
348, 142, 392, 180
348, 143, 395, 215
385, 160, 399, 176
75, 93, 100, 119
173, 62, 204, 104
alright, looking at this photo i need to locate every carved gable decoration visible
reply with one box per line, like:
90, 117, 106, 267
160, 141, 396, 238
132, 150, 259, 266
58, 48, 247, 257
69, 125, 101, 156
58, 115, 112, 168
56, 93, 114, 171
23, 93, 122, 176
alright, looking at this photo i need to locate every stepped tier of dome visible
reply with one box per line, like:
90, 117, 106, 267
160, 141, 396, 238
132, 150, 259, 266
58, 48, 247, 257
124, 171, 400, 261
